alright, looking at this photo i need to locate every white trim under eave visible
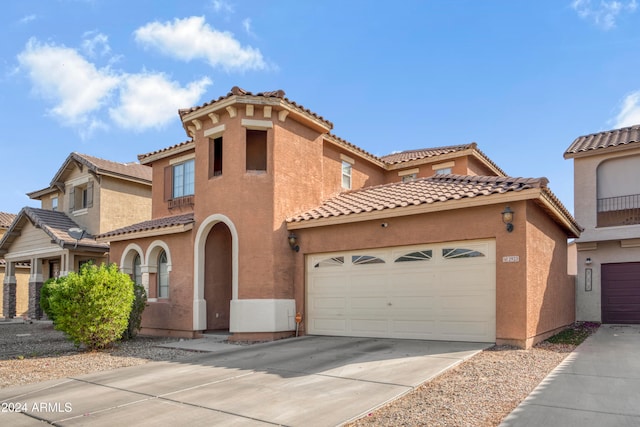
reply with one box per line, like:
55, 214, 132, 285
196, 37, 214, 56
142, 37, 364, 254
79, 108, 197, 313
287, 189, 542, 230
96, 223, 194, 243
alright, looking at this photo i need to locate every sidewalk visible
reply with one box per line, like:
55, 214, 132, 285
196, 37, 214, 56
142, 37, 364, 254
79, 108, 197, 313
500, 324, 640, 426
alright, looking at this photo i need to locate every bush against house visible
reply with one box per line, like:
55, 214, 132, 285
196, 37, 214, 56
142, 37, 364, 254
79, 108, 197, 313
40, 276, 66, 323
46, 263, 135, 350
122, 282, 148, 340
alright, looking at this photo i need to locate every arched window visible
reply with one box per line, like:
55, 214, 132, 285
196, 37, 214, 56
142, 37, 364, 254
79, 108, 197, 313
133, 254, 142, 286
158, 250, 169, 298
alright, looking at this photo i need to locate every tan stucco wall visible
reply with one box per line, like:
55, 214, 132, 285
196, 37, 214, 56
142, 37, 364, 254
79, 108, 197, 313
571, 147, 640, 321
572, 146, 640, 242
98, 176, 151, 234
524, 201, 575, 346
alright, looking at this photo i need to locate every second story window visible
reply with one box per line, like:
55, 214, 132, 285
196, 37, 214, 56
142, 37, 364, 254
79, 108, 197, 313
342, 161, 352, 189
246, 129, 267, 172
402, 173, 417, 183
172, 159, 195, 198
51, 196, 58, 211
209, 137, 223, 178
68, 180, 93, 212
434, 167, 452, 175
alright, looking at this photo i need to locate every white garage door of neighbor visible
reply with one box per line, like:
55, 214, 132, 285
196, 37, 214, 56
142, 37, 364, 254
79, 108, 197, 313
306, 240, 496, 342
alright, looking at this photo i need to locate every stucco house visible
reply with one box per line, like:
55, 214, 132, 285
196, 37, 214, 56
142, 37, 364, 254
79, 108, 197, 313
1, 152, 152, 319
98, 87, 580, 348
0, 212, 29, 318
565, 124, 640, 324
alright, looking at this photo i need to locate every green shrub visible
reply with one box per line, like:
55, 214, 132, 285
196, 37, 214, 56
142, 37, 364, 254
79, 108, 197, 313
40, 276, 66, 322
48, 263, 135, 350
122, 283, 148, 340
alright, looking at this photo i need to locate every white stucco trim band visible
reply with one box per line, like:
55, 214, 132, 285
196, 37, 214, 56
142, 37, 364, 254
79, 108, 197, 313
230, 299, 296, 333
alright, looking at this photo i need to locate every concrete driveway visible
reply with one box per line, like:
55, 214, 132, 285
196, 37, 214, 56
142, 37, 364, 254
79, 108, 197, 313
0, 336, 487, 426
501, 324, 640, 426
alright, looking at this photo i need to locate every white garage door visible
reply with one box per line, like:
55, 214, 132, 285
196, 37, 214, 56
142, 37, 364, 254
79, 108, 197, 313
307, 240, 496, 342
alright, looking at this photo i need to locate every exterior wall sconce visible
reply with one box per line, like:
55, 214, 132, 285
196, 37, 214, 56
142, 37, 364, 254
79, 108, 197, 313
288, 232, 300, 252
502, 206, 514, 232
585, 257, 592, 265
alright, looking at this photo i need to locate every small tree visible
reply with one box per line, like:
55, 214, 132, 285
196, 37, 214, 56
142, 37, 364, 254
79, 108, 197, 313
122, 283, 148, 340
48, 263, 134, 350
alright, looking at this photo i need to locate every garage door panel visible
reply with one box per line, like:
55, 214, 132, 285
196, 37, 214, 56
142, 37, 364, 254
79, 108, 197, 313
308, 276, 346, 294
390, 297, 437, 310
350, 297, 388, 309
307, 240, 496, 342
351, 318, 388, 334
391, 320, 436, 335
310, 318, 347, 334
602, 262, 640, 324
310, 297, 346, 310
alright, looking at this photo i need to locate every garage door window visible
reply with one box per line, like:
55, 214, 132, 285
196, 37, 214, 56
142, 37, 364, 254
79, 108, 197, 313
314, 256, 345, 268
442, 248, 485, 259
395, 250, 433, 262
352, 255, 385, 265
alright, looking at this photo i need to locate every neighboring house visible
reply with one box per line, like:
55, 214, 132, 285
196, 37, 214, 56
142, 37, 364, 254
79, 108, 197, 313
565, 124, 640, 324
0, 212, 29, 318
0, 153, 152, 319
99, 87, 580, 348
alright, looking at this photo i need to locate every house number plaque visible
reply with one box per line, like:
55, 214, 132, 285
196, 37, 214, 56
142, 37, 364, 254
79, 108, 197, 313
585, 268, 592, 292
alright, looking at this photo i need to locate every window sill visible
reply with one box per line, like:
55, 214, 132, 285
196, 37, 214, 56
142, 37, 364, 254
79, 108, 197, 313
72, 208, 88, 216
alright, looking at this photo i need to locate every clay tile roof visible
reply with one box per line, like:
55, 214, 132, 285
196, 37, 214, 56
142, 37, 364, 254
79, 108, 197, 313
138, 140, 194, 163
287, 174, 546, 223
178, 86, 334, 129
98, 213, 195, 239
72, 153, 152, 182
1, 207, 108, 251
380, 144, 476, 164
565, 124, 640, 158
0, 212, 16, 229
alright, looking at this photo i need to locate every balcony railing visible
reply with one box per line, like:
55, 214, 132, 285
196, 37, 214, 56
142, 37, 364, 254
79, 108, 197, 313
597, 194, 640, 227
168, 195, 195, 209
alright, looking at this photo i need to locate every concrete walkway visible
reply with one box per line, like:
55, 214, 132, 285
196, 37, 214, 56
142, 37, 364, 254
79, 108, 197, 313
501, 324, 640, 426
0, 336, 488, 426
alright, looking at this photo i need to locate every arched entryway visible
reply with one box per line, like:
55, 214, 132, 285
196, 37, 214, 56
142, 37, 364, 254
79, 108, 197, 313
204, 222, 233, 331
193, 214, 239, 332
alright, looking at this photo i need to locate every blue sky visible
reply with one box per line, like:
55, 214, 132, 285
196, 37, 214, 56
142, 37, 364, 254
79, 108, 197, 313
2, 0, 640, 215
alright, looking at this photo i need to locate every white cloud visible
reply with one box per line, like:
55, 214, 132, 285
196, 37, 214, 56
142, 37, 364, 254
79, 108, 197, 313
17, 37, 213, 136
109, 73, 212, 131
612, 91, 640, 128
19, 14, 37, 25
81, 31, 111, 57
242, 18, 254, 36
571, 0, 638, 30
17, 38, 120, 127
134, 16, 265, 71
211, 0, 234, 14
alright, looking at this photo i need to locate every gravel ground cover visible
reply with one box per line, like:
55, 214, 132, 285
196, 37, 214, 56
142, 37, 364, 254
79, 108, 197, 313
0, 320, 196, 389
1, 320, 598, 426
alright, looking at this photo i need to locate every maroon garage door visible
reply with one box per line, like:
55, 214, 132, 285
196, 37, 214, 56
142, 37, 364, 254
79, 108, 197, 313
602, 262, 640, 324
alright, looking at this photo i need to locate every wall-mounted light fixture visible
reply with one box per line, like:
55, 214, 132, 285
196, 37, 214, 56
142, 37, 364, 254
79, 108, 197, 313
585, 257, 592, 265
288, 232, 300, 252
502, 206, 514, 233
